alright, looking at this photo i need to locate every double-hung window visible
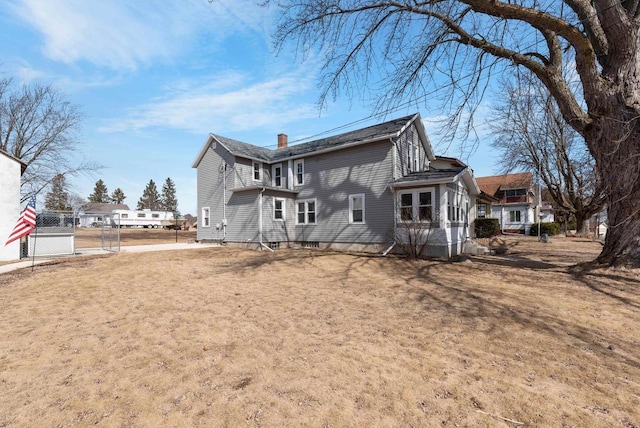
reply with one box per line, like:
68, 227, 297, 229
407, 143, 420, 172
398, 189, 433, 222
202, 207, 210, 227
296, 199, 316, 224
509, 210, 522, 222
253, 161, 261, 181
294, 159, 304, 186
274, 198, 285, 220
272, 164, 282, 187
349, 194, 365, 224
477, 204, 487, 219
448, 189, 462, 222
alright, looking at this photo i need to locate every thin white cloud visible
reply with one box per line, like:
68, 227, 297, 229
10, 0, 268, 70
99, 70, 319, 135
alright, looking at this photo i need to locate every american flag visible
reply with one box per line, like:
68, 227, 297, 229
5, 196, 36, 246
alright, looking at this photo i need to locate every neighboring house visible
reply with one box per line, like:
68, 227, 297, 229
539, 201, 555, 223
0, 149, 27, 261
192, 113, 481, 258
476, 173, 537, 234
78, 203, 130, 227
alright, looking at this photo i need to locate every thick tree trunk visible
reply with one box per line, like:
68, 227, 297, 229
586, 117, 640, 267
575, 215, 591, 236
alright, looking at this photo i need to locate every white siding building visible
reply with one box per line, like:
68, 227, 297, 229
0, 150, 27, 261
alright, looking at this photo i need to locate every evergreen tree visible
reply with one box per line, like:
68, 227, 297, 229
111, 188, 126, 204
44, 173, 71, 211
161, 177, 179, 215
137, 179, 161, 210
88, 179, 109, 203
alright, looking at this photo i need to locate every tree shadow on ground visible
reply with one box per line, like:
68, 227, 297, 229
569, 263, 640, 309
388, 258, 640, 372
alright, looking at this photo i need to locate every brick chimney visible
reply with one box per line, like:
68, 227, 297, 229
277, 133, 288, 149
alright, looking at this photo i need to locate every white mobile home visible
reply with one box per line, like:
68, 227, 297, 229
111, 209, 174, 228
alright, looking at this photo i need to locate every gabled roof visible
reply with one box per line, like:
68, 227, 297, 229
476, 172, 533, 197
80, 203, 130, 214
0, 148, 27, 175
192, 113, 435, 168
390, 166, 480, 195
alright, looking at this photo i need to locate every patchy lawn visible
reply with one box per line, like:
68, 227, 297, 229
0, 238, 638, 427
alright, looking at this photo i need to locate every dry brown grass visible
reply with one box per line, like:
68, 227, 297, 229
1, 237, 639, 427
74, 227, 197, 248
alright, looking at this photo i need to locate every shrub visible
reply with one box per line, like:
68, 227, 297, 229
530, 222, 561, 236
475, 218, 500, 238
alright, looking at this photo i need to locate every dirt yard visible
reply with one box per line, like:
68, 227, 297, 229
0, 236, 639, 427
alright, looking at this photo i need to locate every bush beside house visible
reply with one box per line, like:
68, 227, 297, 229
530, 222, 561, 236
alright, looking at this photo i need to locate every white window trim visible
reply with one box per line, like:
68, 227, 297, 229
296, 198, 317, 225
273, 197, 285, 221
294, 159, 305, 186
202, 207, 210, 228
397, 188, 434, 223
252, 160, 262, 182
509, 210, 522, 223
272, 163, 282, 187
349, 193, 366, 224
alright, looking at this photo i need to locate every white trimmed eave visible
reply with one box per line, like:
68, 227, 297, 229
409, 113, 436, 161
191, 134, 217, 168
389, 167, 480, 195
460, 168, 481, 195
231, 185, 299, 195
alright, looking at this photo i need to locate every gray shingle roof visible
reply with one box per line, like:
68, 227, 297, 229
391, 167, 466, 185
216, 114, 417, 162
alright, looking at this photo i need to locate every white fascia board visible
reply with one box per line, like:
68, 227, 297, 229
410, 114, 436, 161
191, 134, 216, 168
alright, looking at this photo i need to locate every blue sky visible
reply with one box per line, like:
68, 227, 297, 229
1, 0, 498, 215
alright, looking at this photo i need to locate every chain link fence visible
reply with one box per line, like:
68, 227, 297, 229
24, 211, 76, 258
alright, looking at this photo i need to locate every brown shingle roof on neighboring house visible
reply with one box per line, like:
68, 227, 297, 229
476, 172, 533, 197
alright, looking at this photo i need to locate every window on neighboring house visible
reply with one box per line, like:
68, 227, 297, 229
349, 194, 365, 224
274, 198, 285, 220
509, 210, 522, 222
477, 204, 487, 218
253, 161, 261, 181
296, 199, 316, 224
398, 189, 434, 222
504, 189, 528, 197
272, 164, 282, 187
294, 159, 304, 185
202, 207, 210, 227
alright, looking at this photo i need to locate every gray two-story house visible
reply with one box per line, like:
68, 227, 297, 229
192, 113, 480, 257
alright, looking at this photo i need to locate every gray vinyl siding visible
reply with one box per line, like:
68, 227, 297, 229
395, 123, 429, 177
196, 143, 235, 241
262, 192, 296, 242
225, 191, 259, 242
232, 157, 255, 189
292, 139, 394, 244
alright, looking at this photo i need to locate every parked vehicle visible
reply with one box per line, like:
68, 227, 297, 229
110, 209, 174, 228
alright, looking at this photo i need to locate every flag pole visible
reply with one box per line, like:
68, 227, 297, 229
30, 222, 39, 272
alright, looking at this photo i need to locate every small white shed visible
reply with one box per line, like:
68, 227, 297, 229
0, 150, 27, 261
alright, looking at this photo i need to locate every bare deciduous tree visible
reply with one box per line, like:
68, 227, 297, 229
266, 0, 640, 266
0, 77, 99, 202
491, 74, 606, 234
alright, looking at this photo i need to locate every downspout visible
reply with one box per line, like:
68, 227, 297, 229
222, 162, 227, 242
383, 140, 399, 256
258, 187, 274, 252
